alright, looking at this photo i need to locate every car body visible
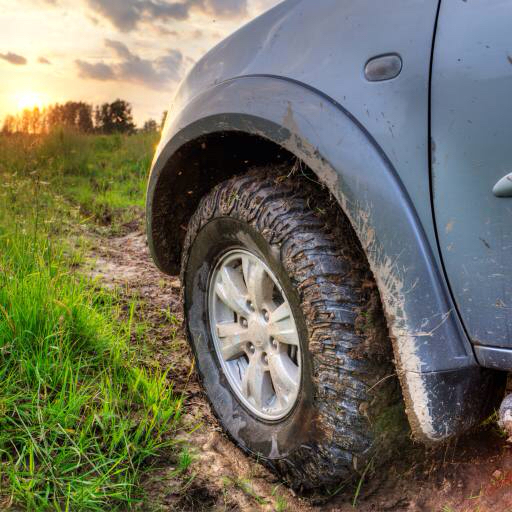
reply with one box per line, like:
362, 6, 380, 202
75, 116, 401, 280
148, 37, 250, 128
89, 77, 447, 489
146, 0, 510, 446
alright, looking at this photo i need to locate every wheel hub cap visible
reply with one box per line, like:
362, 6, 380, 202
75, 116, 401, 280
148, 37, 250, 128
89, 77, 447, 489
208, 249, 302, 420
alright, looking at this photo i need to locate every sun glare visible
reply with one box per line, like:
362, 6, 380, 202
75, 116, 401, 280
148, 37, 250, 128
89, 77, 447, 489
16, 91, 46, 111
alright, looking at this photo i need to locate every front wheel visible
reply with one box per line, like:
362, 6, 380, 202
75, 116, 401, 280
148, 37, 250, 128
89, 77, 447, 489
181, 167, 406, 491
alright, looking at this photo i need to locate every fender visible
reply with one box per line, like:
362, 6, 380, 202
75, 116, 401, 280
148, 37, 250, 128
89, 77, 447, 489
147, 76, 494, 442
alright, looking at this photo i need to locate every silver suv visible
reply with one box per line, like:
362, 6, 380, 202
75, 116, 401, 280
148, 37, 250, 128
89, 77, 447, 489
147, 0, 511, 490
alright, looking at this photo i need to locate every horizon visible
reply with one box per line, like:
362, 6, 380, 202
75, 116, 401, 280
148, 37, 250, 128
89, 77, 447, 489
0, 0, 279, 127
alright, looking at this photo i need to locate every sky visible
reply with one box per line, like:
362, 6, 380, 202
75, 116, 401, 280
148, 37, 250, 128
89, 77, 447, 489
0, 0, 280, 126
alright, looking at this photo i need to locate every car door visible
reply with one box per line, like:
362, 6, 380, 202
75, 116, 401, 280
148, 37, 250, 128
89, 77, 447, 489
431, 0, 512, 350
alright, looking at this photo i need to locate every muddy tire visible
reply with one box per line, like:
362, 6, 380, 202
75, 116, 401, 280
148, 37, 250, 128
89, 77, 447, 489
181, 166, 406, 491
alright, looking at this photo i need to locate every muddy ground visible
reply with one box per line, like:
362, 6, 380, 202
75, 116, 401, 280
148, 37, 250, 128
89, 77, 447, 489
90, 229, 512, 512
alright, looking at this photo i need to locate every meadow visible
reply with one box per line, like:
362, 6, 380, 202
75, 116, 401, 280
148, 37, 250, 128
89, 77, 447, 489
0, 131, 187, 510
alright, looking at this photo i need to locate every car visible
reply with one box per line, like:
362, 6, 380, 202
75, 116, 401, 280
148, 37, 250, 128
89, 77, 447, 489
146, 0, 511, 491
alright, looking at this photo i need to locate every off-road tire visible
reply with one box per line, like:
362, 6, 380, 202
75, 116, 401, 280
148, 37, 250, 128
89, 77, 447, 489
181, 166, 406, 491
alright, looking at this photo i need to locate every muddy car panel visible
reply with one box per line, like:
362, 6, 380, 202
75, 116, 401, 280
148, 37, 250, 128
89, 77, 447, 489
432, 1, 512, 355
146, 0, 508, 442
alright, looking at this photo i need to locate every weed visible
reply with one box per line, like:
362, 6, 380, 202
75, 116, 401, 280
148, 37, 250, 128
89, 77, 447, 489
272, 485, 288, 511
178, 448, 193, 473
224, 477, 267, 505
352, 456, 374, 508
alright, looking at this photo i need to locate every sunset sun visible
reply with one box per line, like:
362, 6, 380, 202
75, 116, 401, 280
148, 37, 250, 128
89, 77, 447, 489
16, 91, 46, 111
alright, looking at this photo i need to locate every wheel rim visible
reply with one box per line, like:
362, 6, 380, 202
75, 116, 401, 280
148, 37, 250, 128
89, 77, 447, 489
208, 249, 302, 420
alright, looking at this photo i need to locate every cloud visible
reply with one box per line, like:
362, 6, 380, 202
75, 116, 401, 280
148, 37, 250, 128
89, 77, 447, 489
104, 38, 132, 59
38, 56, 52, 64
76, 39, 185, 88
86, 0, 186, 32
76, 60, 116, 80
0, 52, 27, 65
193, 0, 248, 18
86, 0, 247, 32
155, 26, 179, 36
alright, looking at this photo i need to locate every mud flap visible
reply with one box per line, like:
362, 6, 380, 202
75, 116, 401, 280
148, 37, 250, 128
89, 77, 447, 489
403, 366, 504, 443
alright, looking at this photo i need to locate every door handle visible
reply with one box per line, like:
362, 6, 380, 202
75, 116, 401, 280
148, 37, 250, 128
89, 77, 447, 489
493, 173, 512, 197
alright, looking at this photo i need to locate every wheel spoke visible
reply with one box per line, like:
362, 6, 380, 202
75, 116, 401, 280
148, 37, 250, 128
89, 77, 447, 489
268, 352, 299, 405
242, 255, 274, 310
216, 322, 250, 361
268, 302, 300, 346
241, 356, 271, 409
215, 266, 250, 316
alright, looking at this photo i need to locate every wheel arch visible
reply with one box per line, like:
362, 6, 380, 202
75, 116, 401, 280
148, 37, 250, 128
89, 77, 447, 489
148, 128, 291, 276
147, 76, 496, 442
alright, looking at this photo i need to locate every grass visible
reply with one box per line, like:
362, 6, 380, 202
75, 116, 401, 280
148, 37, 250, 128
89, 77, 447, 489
222, 475, 268, 506
271, 485, 288, 512
0, 130, 184, 510
0, 129, 156, 233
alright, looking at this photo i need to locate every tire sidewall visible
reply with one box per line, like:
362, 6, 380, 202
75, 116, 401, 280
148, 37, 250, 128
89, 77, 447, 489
184, 216, 317, 460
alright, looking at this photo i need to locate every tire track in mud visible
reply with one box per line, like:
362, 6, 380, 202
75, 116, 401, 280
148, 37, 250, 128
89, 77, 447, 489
89, 229, 512, 512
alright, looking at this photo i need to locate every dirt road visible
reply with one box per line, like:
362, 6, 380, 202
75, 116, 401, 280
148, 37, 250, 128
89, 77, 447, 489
90, 229, 512, 512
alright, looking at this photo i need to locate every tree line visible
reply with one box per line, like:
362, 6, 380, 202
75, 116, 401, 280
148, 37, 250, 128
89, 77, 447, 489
1, 99, 167, 135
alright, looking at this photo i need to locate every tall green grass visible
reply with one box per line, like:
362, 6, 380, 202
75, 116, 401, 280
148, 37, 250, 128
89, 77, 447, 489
0, 130, 156, 232
0, 131, 182, 510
